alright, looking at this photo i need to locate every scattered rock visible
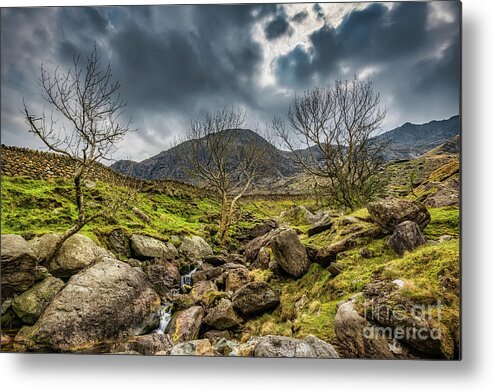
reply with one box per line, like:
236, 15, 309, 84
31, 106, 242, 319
168, 306, 205, 343
307, 216, 333, 237
334, 297, 414, 359
243, 229, 280, 263
131, 206, 151, 224
232, 281, 279, 317
270, 228, 310, 278
145, 260, 180, 295
204, 298, 241, 330
203, 329, 231, 343
170, 339, 214, 356
388, 220, 427, 256
106, 228, 131, 258
179, 235, 213, 260
367, 198, 431, 233
192, 267, 223, 283
360, 247, 373, 259
250, 335, 339, 358
11, 276, 65, 325
439, 235, 454, 243
111, 334, 173, 355
15, 258, 161, 352
242, 220, 278, 241
225, 268, 251, 293
1, 234, 37, 299
203, 255, 227, 266
327, 262, 343, 277
130, 234, 178, 260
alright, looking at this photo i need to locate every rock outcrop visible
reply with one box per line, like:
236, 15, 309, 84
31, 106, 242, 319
1, 235, 38, 299
232, 281, 279, 317
367, 198, 431, 233
388, 220, 427, 256
130, 234, 178, 260
270, 228, 310, 278
11, 276, 65, 325
15, 258, 161, 352
179, 236, 213, 260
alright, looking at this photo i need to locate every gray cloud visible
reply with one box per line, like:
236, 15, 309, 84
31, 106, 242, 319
1, 2, 460, 161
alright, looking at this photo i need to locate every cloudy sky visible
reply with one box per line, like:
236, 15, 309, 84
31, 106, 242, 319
1, 1, 460, 161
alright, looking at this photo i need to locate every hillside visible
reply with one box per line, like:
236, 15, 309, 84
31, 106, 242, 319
111, 117, 460, 184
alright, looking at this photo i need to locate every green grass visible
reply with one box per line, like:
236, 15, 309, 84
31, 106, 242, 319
424, 207, 460, 240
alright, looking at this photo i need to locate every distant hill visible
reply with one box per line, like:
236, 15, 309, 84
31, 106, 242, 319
376, 115, 460, 160
111, 116, 460, 182
111, 129, 301, 182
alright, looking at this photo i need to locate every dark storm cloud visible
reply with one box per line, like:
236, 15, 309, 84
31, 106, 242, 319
1, 2, 460, 160
274, 1, 460, 129
264, 14, 290, 40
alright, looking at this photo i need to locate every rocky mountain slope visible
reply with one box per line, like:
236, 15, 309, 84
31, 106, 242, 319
111, 116, 460, 184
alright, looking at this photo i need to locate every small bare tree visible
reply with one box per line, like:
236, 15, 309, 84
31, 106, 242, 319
180, 108, 268, 243
23, 47, 134, 261
273, 77, 387, 211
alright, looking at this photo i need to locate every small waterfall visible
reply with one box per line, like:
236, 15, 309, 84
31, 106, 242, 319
180, 268, 197, 287
155, 303, 173, 335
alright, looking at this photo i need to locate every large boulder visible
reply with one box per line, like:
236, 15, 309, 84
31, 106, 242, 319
111, 334, 173, 355
270, 228, 310, 278
11, 276, 65, 325
232, 281, 279, 317
179, 236, 213, 260
334, 296, 415, 359
15, 258, 161, 352
388, 220, 427, 256
170, 339, 214, 356
204, 299, 241, 330
243, 229, 280, 263
168, 306, 205, 343
144, 260, 180, 295
130, 234, 178, 260
242, 335, 339, 358
32, 233, 113, 278
367, 198, 431, 233
1, 234, 38, 299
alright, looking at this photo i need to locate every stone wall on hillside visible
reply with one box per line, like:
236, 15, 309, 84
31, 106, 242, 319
0, 144, 203, 197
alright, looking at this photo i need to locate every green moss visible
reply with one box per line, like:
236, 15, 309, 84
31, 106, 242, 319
424, 207, 460, 240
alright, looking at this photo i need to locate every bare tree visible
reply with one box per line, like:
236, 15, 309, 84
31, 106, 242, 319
273, 77, 387, 211
23, 47, 134, 260
180, 108, 269, 243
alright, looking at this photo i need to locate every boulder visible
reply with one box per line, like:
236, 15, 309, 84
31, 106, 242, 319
32, 233, 114, 278
130, 234, 178, 260
307, 216, 333, 237
388, 220, 427, 256
11, 276, 65, 325
334, 297, 415, 359
106, 228, 131, 258
1, 234, 37, 298
367, 198, 431, 233
270, 228, 310, 278
203, 329, 231, 343
169, 339, 214, 356
204, 299, 241, 330
168, 306, 205, 343
244, 229, 279, 263
15, 258, 161, 352
232, 281, 279, 317
279, 206, 325, 226
145, 260, 180, 295
249, 335, 339, 358
111, 334, 173, 355
225, 268, 251, 293
192, 267, 223, 283
179, 236, 213, 260
203, 255, 227, 266
242, 220, 278, 241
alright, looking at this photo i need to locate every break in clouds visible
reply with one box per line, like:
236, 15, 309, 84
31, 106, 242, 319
0, 2, 460, 161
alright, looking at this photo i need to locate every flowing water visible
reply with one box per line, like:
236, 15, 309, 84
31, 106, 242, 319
180, 268, 197, 287
155, 303, 173, 335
